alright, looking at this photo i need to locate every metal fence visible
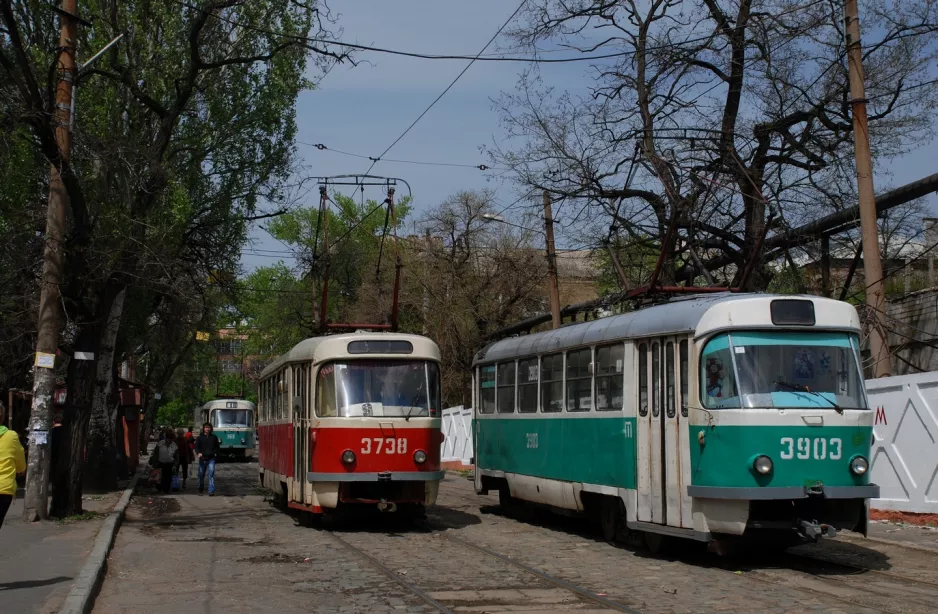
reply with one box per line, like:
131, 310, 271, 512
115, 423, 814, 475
441, 405, 473, 467
866, 372, 938, 513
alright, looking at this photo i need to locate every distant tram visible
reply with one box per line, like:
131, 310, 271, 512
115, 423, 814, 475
199, 398, 256, 460
472, 293, 879, 551
257, 332, 444, 516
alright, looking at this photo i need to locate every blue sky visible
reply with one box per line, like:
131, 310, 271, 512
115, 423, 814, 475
240, 1, 938, 271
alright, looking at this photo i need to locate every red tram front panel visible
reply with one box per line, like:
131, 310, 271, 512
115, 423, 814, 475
309, 425, 442, 476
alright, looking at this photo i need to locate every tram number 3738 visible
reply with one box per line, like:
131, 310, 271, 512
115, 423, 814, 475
779, 437, 842, 461
361, 437, 408, 455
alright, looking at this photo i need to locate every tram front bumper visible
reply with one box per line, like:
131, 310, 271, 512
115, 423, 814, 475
687, 484, 880, 500
307, 471, 444, 482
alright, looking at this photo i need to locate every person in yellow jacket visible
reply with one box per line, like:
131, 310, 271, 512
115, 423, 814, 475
0, 402, 27, 528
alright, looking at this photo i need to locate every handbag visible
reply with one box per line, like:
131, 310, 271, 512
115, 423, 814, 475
171, 474, 182, 491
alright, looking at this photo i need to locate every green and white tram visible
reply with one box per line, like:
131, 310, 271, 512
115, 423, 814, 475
200, 398, 257, 460
472, 293, 878, 550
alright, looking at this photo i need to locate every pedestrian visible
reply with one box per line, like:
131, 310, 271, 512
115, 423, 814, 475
194, 422, 221, 496
155, 428, 179, 494
0, 402, 26, 528
176, 428, 194, 489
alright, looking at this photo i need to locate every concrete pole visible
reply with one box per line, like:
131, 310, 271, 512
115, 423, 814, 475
24, 0, 77, 521
543, 191, 562, 329
845, 0, 891, 378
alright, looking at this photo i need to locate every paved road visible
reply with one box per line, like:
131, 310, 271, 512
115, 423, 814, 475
93, 463, 938, 613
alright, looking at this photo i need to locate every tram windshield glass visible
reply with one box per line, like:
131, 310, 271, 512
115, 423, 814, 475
701, 331, 867, 410
317, 360, 441, 418
213, 409, 252, 427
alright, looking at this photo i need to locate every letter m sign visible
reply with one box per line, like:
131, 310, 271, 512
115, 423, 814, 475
874, 406, 887, 425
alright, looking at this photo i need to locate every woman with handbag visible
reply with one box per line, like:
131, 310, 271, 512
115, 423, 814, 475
154, 428, 179, 494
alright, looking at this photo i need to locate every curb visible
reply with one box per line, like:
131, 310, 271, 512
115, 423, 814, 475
59, 470, 141, 614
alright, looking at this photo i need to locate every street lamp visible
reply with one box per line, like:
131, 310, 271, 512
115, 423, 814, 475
481, 192, 562, 329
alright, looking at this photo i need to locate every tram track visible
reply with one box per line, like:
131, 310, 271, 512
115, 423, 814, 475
235, 474, 640, 612
438, 481, 938, 614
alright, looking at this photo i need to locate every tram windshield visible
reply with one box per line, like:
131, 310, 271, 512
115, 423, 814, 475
701, 331, 867, 410
317, 360, 441, 418
213, 409, 252, 427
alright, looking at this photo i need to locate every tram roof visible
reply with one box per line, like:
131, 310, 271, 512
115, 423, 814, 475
259, 332, 442, 380
201, 399, 256, 411
474, 293, 861, 365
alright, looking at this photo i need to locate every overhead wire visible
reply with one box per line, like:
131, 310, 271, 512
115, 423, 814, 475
299, 140, 501, 170
349, 0, 529, 197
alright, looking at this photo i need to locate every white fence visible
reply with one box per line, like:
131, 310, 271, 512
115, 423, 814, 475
866, 372, 938, 513
441, 405, 473, 466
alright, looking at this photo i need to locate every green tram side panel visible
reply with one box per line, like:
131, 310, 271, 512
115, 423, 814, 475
477, 417, 637, 489
688, 424, 873, 489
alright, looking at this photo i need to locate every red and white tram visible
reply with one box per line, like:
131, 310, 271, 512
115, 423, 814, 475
256, 332, 444, 515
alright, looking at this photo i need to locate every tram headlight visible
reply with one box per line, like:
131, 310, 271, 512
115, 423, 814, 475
413, 450, 427, 464
752, 455, 774, 475
341, 450, 356, 465
849, 455, 869, 476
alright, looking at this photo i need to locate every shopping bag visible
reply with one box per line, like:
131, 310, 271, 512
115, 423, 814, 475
171, 474, 181, 491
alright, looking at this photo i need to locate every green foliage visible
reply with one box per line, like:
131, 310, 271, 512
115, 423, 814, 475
238, 193, 412, 360
156, 398, 195, 428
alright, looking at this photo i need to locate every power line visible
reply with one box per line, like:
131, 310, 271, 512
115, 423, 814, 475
299, 141, 501, 170
351, 0, 529, 192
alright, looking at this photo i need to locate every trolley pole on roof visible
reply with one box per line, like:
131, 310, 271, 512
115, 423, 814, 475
543, 190, 562, 329
845, 0, 891, 378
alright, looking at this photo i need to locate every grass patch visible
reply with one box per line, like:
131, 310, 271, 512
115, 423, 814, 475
56, 510, 104, 524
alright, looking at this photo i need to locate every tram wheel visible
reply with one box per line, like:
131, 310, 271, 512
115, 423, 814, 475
600, 497, 623, 543
644, 531, 671, 555
498, 485, 515, 515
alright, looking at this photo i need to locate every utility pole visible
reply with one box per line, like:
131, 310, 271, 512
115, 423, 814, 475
845, 0, 890, 378
24, 0, 78, 521
543, 190, 562, 329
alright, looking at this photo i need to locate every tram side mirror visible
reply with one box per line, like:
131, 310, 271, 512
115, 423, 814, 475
277, 380, 284, 393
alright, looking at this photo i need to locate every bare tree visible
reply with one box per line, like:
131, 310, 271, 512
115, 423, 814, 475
491, 0, 938, 290
407, 190, 548, 405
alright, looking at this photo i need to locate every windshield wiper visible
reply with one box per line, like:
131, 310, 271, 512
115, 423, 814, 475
774, 381, 843, 414
404, 389, 425, 422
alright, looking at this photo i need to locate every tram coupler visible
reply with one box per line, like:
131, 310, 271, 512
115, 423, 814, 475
798, 519, 837, 541
377, 500, 397, 513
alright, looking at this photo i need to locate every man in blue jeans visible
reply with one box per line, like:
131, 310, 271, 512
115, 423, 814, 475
194, 422, 221, 496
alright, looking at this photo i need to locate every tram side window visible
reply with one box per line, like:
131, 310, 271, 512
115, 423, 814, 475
638, 344, 648, 417
565, 349, 592, 412
596, 344, 624, 411
541, 353, 563, 412
497, 362, 516, 413
700, 334, 740, 408
518, 358, 538, 413
666, 342, 676, 418
317, 365, 338, 417
680, 340, 689, 417
651, 342, 661, 417
479, 365, 496, 414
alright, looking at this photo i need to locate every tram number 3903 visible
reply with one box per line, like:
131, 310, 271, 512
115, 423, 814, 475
361, 437, 408, 455
779, 437, 842, 460
525, 433, 538, 449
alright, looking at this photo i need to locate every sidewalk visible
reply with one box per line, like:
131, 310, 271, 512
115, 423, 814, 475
0, 480, 128, 613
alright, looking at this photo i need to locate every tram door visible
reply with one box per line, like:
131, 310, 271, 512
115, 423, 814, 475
637, 339, 684, 527
292, 365, 309, 505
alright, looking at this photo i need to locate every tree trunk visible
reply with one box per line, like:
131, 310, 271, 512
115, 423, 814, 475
51, 324, 98, 517
84, 288, 126, 491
